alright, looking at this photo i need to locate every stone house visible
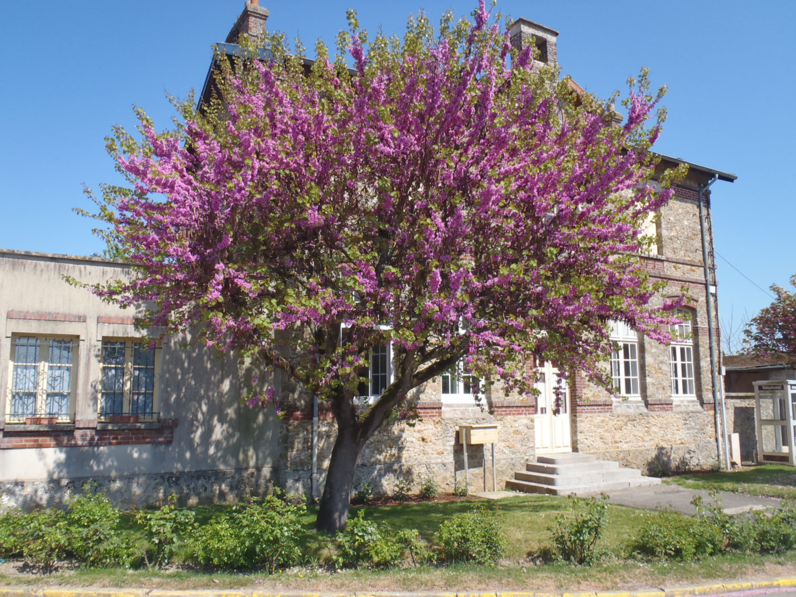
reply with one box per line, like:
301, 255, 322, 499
0, 3, 737, 508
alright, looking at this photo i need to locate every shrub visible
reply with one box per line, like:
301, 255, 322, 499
548, 496, 607, 565
353, 482, 374, 505
333, 511, 404, 569
436, 506, 505, 564
22, 509, 71, 572
190, 491, 306, 572
0, 510, 27, 558
396, 529, 436, 566
418, 477, 439, 500
453, 479, 469, 497
629, 512, 723, 562
392, 478, 412, 502
135, 492, 197, 567
744, 506, 796, 554
67, 483, 132, 568
691, 493, 796, 555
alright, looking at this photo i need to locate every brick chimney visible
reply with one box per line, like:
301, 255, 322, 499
509, 18, 559, 67
226, 1, 270, 44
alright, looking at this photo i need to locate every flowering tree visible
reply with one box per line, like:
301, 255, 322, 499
745, 276, 796, 365
87, 3, 684, 532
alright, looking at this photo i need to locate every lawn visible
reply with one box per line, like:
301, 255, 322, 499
3, 494, 796, 592
665, 464, 796, 500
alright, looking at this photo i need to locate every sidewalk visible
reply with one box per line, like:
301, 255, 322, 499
1, 577, 795, 597
603, 483, 781, 516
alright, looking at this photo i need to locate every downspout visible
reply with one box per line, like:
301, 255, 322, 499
698, 178, 730, 470
311, 394, 319, 502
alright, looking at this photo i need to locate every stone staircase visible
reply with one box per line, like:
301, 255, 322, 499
506, 452, 660, 496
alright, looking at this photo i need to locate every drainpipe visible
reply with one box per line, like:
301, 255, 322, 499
311, 395, 319, 502
698, 178, 731, 470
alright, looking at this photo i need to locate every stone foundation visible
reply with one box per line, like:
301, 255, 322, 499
0, 467, 276, 511
572, 405, 718, 474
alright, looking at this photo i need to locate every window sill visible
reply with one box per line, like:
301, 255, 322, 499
96, 421, 162, 431
4, 423, 75, 432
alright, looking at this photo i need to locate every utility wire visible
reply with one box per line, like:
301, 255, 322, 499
714, 250, 776, 300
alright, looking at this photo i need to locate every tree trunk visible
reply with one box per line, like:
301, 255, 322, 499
315, 420, 365, 533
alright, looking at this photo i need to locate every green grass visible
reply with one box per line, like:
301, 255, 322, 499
2, 551, 796, 592
665, 464, 796, 500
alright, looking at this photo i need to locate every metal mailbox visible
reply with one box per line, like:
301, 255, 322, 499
458, 424, 499, 492
459, 424, 498, 445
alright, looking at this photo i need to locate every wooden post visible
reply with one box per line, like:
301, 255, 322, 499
463, 433, 469, 489
492, 442, 497, 491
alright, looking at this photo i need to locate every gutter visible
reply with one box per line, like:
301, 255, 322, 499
698, 176, 732, 471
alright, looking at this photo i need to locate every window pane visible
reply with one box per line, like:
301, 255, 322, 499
103, 342, 126, 366
45, 340, 73, 417
14, 337, 40, 364
132, 343, 156, 415
10, 338, 40, 420
101, 341, 128, 415
442, 373, 451, 394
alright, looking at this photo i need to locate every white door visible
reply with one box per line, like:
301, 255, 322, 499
534, 361, 572, 453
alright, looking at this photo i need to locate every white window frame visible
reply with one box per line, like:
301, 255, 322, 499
441, 360, 480, 406
5, 334, 78, 424
357, 343, 393, 402
609, 321, 641, 400
99, 338, 161, 422
670, 311, 696, 399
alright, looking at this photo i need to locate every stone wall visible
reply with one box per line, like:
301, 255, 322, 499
280, 409, 536, 497
573, 403, 717, 474
724, 395, 758, 464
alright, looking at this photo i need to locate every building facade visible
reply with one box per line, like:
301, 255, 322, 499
0, 4, 736, 508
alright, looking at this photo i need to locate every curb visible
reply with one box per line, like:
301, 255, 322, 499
0, 580, 795, 597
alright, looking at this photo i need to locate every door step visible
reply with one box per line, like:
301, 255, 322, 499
506, 453, 660, 496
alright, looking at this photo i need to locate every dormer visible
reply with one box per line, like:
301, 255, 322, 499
509, 18, 559, 67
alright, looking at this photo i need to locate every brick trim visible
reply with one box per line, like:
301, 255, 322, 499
283, 407, 334, 422
572, 403, 613, 413
416, 402, 443, 418
493, 405, 536, 416
7, 311, 86, 323
0, 419, 177, 449
97, 316, 137, 325
491, 399, 536, 417
284, 402, 444, 420
648, 403, 674, 412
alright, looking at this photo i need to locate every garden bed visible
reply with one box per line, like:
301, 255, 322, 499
2, 489, 796, 591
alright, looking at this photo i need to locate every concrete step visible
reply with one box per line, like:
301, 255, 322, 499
507, 475, 660, 496
526, 460, 619, 475
507, 452, 660, 497
515, 467, 643, 487
536, 453, 597, 465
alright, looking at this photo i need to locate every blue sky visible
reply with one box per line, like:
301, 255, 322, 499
1, 0, 792, 345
